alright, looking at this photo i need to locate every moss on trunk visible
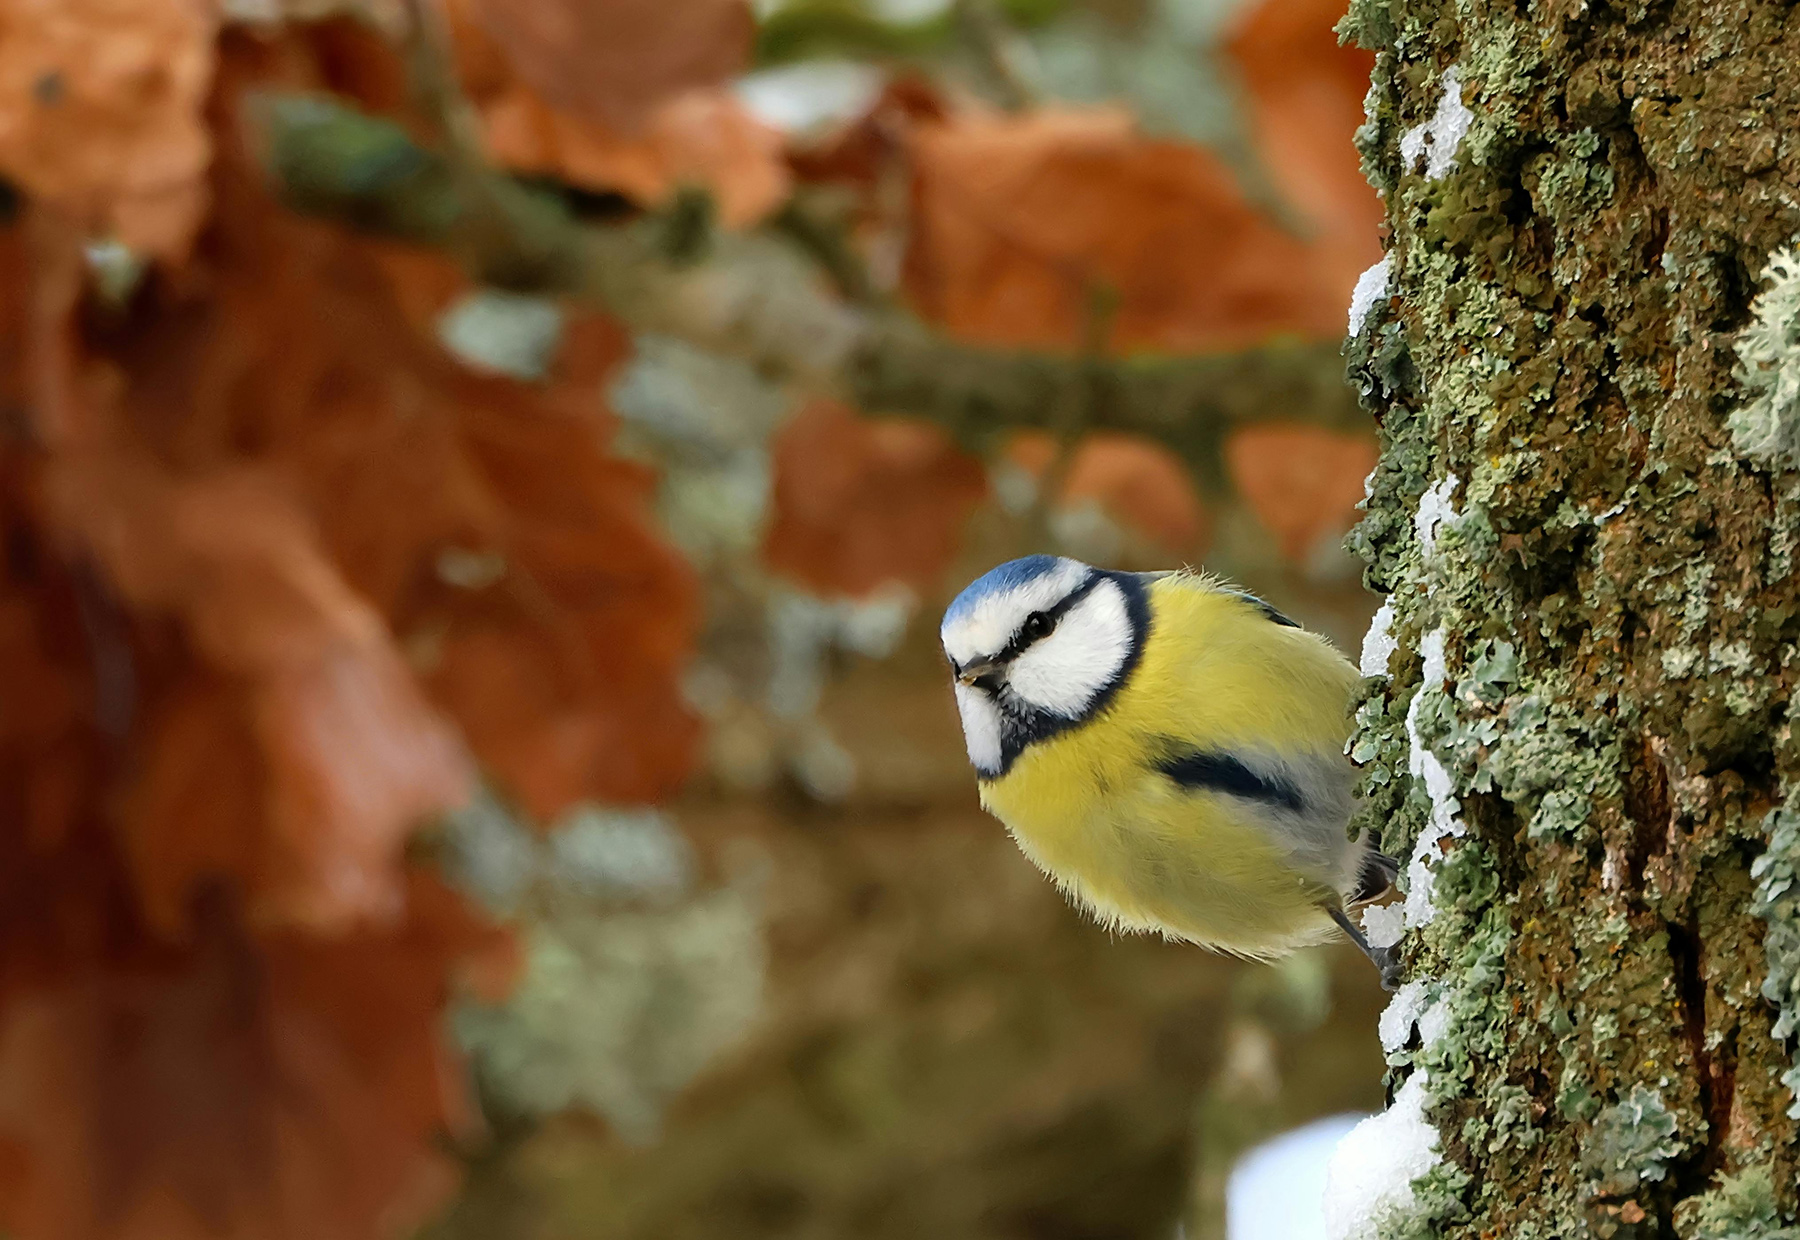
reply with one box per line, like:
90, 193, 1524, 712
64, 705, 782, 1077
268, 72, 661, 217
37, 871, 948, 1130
1343, 0, 1800, 1234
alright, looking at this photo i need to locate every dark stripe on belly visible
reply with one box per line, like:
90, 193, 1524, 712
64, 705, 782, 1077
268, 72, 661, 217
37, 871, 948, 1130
1155, 749, 1305, 813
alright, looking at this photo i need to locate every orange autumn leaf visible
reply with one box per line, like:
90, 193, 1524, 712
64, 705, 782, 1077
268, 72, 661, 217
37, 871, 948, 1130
425, 383, 704, 819
0, 0, 217, 259
478, 85, 790, 229
446, 0, 787, 228
786, 74, 948, 190
0, 17, 724, 1240
461, 0, 753, 132
0, 872, 498, 1240
0, 465, 98, 857
1006, 430, 1208, 556
1223, 0, 1385, 302
764, 399, 987, 599
49, 458, 476, 935
904, 107, 1341, 353
93, 66, 703, 820
0, 468, 505, 1240
1225, 423, 1378, 562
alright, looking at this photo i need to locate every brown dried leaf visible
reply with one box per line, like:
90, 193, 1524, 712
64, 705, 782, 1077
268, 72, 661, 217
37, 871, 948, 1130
763, 399, 987, 598
1225, 423, 1378, 563
0, 223, 25, 414
0, 43, 589, 1240
0, 873, 497, 1240
1005, 430, 1208, 556
89, 72, 704, 821
904, 106, 1340, 352
426, 383, 704, 819
51, 459, 475, 934
436, 0, 784, 223
0, 479, 506, 1240
459, 0, 753, 132
1223, 0, 1385, 302
786, 74, 948, 189
478, 85, 790, 229
0, 0, 217, 258
0, 462, 98, 856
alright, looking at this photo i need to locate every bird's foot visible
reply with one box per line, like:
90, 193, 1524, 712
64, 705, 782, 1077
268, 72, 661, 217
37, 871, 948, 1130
1373, 946, 1403, 993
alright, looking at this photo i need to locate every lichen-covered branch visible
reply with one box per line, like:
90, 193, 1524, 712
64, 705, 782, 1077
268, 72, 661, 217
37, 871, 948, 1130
250, 92, 1361, 472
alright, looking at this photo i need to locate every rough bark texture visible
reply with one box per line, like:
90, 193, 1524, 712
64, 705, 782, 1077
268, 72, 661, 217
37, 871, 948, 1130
1345, 0, 1800, 1235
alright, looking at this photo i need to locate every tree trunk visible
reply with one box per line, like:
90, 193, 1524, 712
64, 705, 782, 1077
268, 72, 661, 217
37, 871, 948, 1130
1339, 0, 1800, 1234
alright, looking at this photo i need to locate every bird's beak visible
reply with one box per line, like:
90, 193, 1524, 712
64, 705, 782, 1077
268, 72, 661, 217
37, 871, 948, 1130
956, 659, 1002, 688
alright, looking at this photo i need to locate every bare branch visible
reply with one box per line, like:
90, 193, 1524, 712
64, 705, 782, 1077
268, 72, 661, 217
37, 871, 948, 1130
249, 93, 1362, 474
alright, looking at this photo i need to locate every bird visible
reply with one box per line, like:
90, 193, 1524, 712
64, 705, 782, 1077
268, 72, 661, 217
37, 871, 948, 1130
939, 554, 1401, 988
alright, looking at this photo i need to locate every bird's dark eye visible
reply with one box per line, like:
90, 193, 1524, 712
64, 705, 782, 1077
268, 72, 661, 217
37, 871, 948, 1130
1021, 610, 1054, 641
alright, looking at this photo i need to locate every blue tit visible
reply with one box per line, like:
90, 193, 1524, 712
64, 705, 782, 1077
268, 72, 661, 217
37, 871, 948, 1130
939, 554, 1399, 988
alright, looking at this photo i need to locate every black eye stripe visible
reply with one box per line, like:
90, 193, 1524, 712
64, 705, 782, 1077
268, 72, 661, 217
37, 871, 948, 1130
974, 569, 1151, 780
995, 574, 1104, 663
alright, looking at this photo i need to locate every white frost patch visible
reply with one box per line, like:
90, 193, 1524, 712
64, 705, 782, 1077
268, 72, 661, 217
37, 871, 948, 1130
1377, 980, 1452, 1058
1416, 995, 1452, 1051
1727, 245, 1800, 467
1348, 256, 1393, 337
1398, 69, 1474, 182
1402, 627, 1466, 930
1323, 1073, 1442, 1240
1413, 475, 1461, 560
1360, 601, 1397, 678
1360, 476, 1467, 950
1361, 903, 1406, 950
1227, 1114, 1365, 1240
1378, 980, 1432, 1055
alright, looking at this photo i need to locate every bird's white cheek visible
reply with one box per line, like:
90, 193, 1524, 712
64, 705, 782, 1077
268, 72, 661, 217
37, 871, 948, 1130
1005, 586, 1131, 718
953, 683, 1004, 775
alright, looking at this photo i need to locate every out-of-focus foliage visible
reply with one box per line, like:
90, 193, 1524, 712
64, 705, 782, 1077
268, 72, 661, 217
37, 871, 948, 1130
1226, 424, 1378, 566
0, 0, 1388, 1236
446, 0, 793, 228
0, 0, 217, 257
443, 793, 766, 1143
763, 398, 987, 597
904, 105, 1346, 350
997, 430, 1209, 561
458, 0, 754, 130
1221, 0, 1381, 300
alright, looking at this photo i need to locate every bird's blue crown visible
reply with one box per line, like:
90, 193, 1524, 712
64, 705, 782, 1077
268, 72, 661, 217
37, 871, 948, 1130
941, 554, 1063, 625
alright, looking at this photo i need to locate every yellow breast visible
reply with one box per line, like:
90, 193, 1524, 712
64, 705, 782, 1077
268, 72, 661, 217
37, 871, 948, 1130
978, 575, 1362, 958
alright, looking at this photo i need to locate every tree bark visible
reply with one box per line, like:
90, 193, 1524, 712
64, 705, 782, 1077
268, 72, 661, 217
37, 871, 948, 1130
1343, 0, 1800, 1234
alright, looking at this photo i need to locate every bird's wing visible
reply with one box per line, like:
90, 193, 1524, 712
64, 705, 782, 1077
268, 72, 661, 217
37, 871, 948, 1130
1221, 590, 1300, 628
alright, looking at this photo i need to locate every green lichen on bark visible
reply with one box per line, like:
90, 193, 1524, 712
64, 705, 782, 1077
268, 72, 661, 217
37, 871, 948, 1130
1673, 1163, 1800, 1240
1343, 0, 1800, 1233
1751, 800, 1800, 1118
1729, 249, 1800, 468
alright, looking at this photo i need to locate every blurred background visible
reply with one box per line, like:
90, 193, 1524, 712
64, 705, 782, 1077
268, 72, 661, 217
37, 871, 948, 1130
0, 0, 1391, 1237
